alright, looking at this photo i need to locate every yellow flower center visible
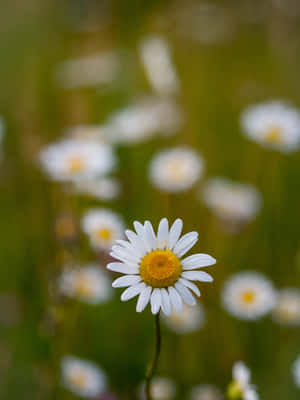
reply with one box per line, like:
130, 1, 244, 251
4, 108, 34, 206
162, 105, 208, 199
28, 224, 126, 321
140, 249, 182, 288
264, 125, 282, 144
242, 290, 256, 304
73, 275, 93, 297
69, 371, 87, 389
168, 160, 185, 181
68, 157, 85, 173
95, 228, 112, 242
227, 381, 242, 399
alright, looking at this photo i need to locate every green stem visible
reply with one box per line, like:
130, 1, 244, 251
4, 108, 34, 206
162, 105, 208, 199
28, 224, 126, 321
145, 313, 161, 400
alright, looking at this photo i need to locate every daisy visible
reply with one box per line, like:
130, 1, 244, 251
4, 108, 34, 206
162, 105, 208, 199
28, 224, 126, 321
39, 138, 115, 182
222, 272, 276, 321
149, 148, 204, 193
240, 101, 300, 152
82, 209, 125, 251
227, 362, 258, 400
190, 384, 223, 400
162, 303, 205, 334
293, 355, 300, 388
140, 36, 180, 96
58, 264, 113, 304
202, 178, 261, 229
74, 177, 120, 200
139, 377, 176, 400
61, 355, 107, 397
272, 288, 300, 326
108, 218, 216, 315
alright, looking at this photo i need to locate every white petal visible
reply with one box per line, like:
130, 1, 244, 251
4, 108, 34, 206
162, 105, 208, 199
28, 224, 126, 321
112, 275, 141, 288
182, 254, 216, 269
115, 239, 140, 256
136, 286, 152, 312
110, 252, 140, 265
168, 286, 183, 312
144, 221, 157, 250
168, 218, 183, 249
121, 282, 146, 301
125, 229, 146, 256
134, 221, 152, 253
160, 288, 171, 316
182, 271, 213, 282
111, 245, 140, 263
175, 281, 196, 305
107, 262, 139, 274
178, 278, 201, 297
157, 218, 169, 249
173, 232, 198, 257
151, 288, 162, 314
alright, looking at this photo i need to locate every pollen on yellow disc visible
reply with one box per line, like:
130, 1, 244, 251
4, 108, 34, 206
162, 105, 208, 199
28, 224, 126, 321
242, 290, 256, 304
169, 160, 185, 180
264, 125, 282, 144
140, 249, 182, 288
227, 381, 242, 399
68, 157, 85, 173
70, 372, 87, 388
95, 228, 112, 241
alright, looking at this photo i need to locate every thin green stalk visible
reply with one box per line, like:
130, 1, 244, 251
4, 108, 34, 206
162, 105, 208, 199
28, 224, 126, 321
145, 313, 161, 400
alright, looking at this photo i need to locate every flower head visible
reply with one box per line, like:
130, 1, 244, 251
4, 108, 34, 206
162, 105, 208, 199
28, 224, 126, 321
222, 272, 276, 320
272, 288, 300, 326
190, 384, 223, 400
82, 209, 125, 252
162, 303, 205, 334
61, 356, 107, 397
240, 101, 300, 152
108, 218, 216, 315
149, 148, 204, 193
228, 362, 258, 400
74, 177, 120, 200
59, 264, 113, 304
293, 355, 300, 388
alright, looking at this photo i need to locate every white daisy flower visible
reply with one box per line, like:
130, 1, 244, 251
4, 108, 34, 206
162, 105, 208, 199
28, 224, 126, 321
39, 138, 115, 182
55, 51, 119, 89
74, 177, 120, 200
202, 178, 262, 227
139, 377, 176, 400
240, 101, 300, 152
108, 218, 216, 315
272, 288, 300, 326
149, 148, 204, 193
293, 355, 300, 388
82, 209, 125, 251
190, 384, 223, 400
228, 362, 258, 400
106, 98, 183, 144
140, 36, 179, 96
162, 303, 205, 334
58, 264, 113, 304
61, 355, 107, 397
222, 272, 276, 321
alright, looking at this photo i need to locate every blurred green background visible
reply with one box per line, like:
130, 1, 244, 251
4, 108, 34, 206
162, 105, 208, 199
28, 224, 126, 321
1, 0, 300, 399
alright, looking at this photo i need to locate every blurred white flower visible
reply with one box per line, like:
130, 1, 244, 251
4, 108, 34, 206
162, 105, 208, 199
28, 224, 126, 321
108, 218, 215, 315
74, 177, 120, 200
162, 303, 205, 334
222, 272, 276, 320
272, 288, 300, 326
59, 265, 113, 304
241, 101, 300, 152
202, 178, 262, 228
66, 124, 111, 144
55, 51, 119, 89
140, 36, 179, 96
293, 355, 300, 388
61, 356, 107, 397
228, 362, 258, 400
106, 98, 183, 144
39, 138, 115, 182
82, 209, 125, 251
149, 148, 204, 193
190, 384, 223, 400
139, 377, 176, 400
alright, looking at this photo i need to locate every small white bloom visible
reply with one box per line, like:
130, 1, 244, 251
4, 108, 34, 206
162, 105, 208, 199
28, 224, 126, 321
59, 265, 113, 304
39, 138, 115, 182
202, 178, 262, 224
222, 272, 276, 320
272, 288, 300, 326
82, 209, 125, 251
190, 384, 223, 400
241, 101, 300, 152
162, 303, 205, 334
228, 362, 258, 400
55, 51, 119, 89
108, 218, 216, 315
74, 177, 120, 200
61, 355, 107, 397
149, 148, 204, 193
293, 355, 300, 388
140, 36, 179, 96
139, 377, 176, 400
106, 98, 183, 144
